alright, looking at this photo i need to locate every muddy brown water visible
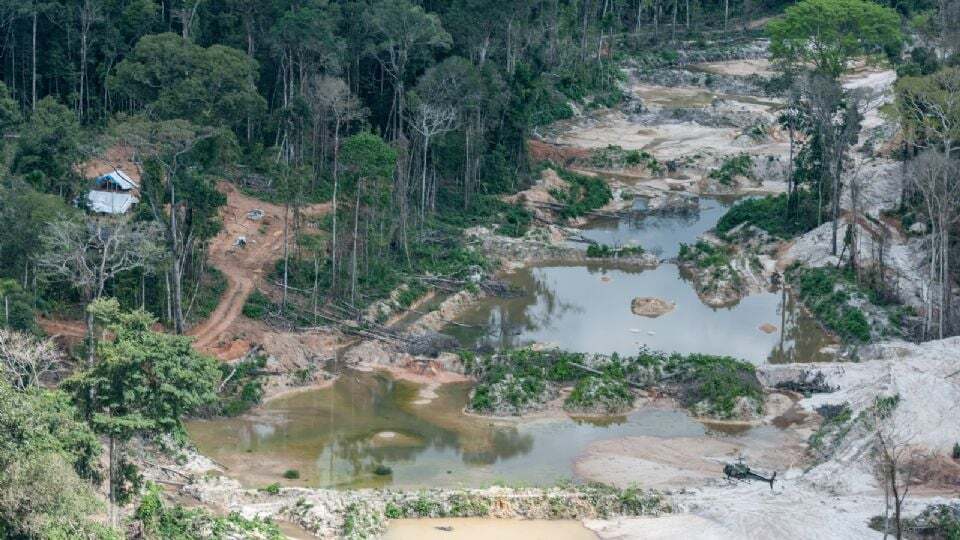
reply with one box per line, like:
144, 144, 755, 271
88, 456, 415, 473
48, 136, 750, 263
189, 195, 832, 491
383, 518, 598, 539
188, 370, 710, 489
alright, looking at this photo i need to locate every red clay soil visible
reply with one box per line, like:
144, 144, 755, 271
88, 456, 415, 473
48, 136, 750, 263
43, 146, 330, 361
188, 182, 329, 359
527, 139, 590, 166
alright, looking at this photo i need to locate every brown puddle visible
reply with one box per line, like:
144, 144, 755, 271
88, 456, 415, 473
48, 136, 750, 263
383, 518, 598, 540
187, 370, 708, 490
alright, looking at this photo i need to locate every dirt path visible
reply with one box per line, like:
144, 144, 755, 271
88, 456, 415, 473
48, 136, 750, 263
188, 182, 329, 357
37, 317, 86, 339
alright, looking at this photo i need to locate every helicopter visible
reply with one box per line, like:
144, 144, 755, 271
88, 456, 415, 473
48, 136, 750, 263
723, 457, 777, 489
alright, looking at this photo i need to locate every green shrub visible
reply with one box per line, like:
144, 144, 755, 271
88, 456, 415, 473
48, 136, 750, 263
953, 442, 960, 460
373, 465, 393, 476
282, 469, 300, 479
550, 168, 612, 219
136, 483, 283, 539
708, 153, 754, 186
384, 502, 403, 519
791, 267, 873, 343
396, 282, 428, 309
262, 483, 281, 495
242, 289, 273, 319
565, 375, 635, 413
716, 193, 819, 239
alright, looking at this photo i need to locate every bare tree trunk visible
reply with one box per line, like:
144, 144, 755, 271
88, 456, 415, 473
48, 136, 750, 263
420, 134, 430, 223
31, 9, 37, 110
312, 252, 319, 321
350, 179, 362, 306
330, 122, 340, 295
281, 200, 289, 312
724, 0, 730, 33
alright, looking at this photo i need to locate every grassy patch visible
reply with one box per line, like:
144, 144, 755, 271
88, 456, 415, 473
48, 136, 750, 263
790, 267, 873, 343
585, 145, 663, 174
550, 168, 613, 219
586, 243, 645, 258
186, 266, 228, 323
708, 153, 753, 186
436, 195, 532, 238
242, 289, 273, 320
716, 193, 819, 239
135, 483, 283, 539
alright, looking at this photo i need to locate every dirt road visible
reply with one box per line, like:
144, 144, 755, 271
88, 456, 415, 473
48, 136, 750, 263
188, 182, 329, 358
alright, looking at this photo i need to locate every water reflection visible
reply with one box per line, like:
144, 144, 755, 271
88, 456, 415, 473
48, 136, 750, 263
187, 370, 706, 489
578, 196, 739, 258
448, 263, 833, 364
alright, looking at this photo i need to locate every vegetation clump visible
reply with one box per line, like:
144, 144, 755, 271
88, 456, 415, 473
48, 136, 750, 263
708, 154, 754, 186
663, 353, 763, 419
872, 504, 960, 539
789, 267, 879, 343
549, 168, 613, 219
134, 484, 284, 540
585, 145, 663, 174
212, 354, 267, 417
586, 243, 645, 258
465, 347, 762, 420
564, 375, 635, 415
677, 240, 744, 304
715, 194, 819, 239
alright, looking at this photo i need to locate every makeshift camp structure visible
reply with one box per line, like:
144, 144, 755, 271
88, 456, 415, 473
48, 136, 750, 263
86, 169, 139, 214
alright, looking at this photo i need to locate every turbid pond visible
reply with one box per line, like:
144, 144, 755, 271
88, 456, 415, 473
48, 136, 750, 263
188, 369, 796, 489
383, 518, 599, 539
448, 197, 833, 364
445, 262, 831, 364
190, 194, 834, 489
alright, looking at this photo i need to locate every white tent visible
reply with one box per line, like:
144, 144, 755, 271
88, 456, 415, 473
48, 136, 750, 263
87, 190, 138, 214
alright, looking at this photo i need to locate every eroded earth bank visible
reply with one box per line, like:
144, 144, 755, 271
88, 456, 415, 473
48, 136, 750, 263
134, 35, 960, 540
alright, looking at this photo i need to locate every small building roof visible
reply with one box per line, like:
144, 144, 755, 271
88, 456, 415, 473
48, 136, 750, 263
94, 169, 138, 191
87, 190, 138, 214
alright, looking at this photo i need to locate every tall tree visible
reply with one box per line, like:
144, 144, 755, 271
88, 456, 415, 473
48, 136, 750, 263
110, 33, 266, 136
67, 297, 219, 527
38, 215, 163, 364
12, 97, 83, 198
338, 132, 397, 303
118, 118, 226, 334
768, 0, 903, 78
365, 0, 452, 140
305, 75, 365, 295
